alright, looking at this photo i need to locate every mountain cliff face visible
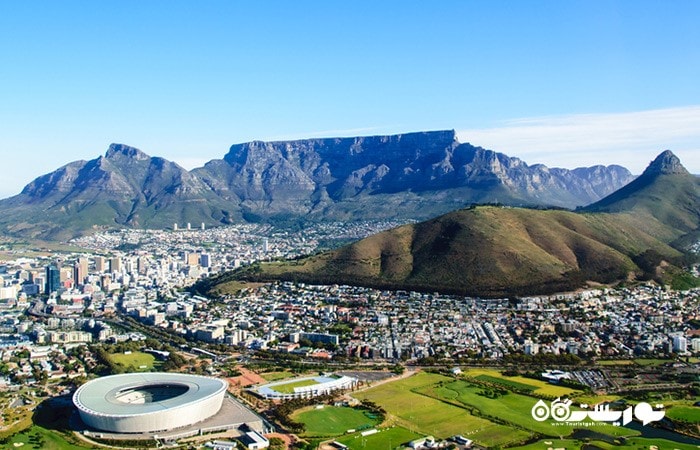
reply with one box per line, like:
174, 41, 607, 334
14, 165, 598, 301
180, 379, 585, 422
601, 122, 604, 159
0, 131, 635, 239
193, 130, 634, 220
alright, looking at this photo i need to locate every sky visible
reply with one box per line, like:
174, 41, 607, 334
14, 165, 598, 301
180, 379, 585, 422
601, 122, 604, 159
0, 1, 699, 199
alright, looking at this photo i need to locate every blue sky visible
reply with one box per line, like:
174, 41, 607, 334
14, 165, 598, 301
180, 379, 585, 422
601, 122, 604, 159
0, 1, 699, 198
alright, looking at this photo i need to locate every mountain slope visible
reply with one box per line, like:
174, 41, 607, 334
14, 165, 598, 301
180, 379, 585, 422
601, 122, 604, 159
202, 151, 698, 297
584, 150, 700, 245
0, 144, 236, 239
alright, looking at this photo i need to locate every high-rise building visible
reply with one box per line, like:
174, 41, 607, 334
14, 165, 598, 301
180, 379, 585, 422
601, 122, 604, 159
74, 257, 89, 286
94, 256, 106, 273
200, 253, 211, 268
110, 257, 122, 273
673, 335, 688, 353
45, 264, 61, 295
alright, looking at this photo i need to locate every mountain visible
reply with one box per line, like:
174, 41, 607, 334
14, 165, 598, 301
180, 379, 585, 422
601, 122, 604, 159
192, 130, 633, 221
0, 144, 235, 239
583, 150, 700, 245
200, 151, 699, 297
0, 131, 634, 239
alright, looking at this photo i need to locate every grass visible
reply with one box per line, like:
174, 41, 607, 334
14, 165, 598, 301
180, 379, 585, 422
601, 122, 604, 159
474, 374, 537, 392
419, 380, 633, 438
633, 358, 672, 366
272, 378, 320, 394
666, 405, 700, 423
107, 351, 158, 371
463, 368, 579, 398
6, 425, 92, 450
335, 426, 423, 450
293, 406, 380, 436
260, 370, 298, 382
510, 436, 700, 450
595, 359, 634, 366
353, 372, 530, 448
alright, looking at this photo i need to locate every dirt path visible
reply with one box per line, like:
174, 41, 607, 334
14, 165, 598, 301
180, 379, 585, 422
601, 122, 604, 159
227, 366, 267, 388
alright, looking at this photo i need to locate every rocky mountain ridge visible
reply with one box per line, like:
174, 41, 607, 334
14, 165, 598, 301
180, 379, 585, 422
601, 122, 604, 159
0, 130, 635, 239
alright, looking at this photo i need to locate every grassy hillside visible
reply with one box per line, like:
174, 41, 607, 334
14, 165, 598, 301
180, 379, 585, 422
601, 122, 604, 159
202, 205, 686, 297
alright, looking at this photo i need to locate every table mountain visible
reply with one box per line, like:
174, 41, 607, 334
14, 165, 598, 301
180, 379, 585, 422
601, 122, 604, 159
0, 131, 634, 239
193, 130, 633, 221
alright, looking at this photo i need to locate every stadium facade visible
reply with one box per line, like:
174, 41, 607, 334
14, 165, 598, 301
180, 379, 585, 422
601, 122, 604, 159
254, 374, 357, 400
73, 372, 227, 433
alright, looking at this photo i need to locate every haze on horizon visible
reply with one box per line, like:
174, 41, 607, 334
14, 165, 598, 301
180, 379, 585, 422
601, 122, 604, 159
0, 1, 699, 199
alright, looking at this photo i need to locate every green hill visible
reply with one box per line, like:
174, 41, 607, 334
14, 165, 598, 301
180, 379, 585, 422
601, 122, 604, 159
200, 151, 700, 297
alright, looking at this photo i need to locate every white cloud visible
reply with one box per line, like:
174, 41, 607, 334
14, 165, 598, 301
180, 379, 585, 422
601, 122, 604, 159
457, 106, 700, 174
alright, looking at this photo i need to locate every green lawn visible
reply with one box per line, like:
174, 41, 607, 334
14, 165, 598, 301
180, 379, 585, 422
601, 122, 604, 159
7, 425, 92, 450
108, 351, 158, 371
666, 404, 700, 423
335, 426, 423, 450
463, 368, 579, 397
260, 370, 298, 382
474, 374, 537, 392
510, 437, 700, 450
294, 406, 380, 436
272, 378, 320, 394
595, 359, 634, 366
419, 380, 635, 438
353, 372, 530, 447
633, 358, 672, 366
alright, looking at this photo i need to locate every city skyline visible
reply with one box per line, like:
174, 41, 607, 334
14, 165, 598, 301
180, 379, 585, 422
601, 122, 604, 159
1, 1, 699, 198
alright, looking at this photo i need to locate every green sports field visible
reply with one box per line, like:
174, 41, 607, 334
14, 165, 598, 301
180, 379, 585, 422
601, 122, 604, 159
353, 372, 531, 448
293, 406, 380, 436
107, 351, 158, 371
272, 378, 320, 394
335, 426, 423, 450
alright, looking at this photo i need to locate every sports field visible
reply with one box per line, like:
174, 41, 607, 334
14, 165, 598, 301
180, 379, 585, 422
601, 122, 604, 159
353, 372, 531, 448
108, 351, 158, 371
272, 378, 320, 394
335, 426, 423, 450
293, 406, 380, 436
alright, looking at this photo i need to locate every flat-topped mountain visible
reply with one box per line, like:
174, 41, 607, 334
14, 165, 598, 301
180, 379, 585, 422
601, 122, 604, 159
200, 150, 699, 297
0, 131, 634, 239
193, 130, 633, 220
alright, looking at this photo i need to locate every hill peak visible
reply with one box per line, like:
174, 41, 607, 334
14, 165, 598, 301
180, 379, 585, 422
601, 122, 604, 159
105, 143, 150, 161
643, 150, 689, 176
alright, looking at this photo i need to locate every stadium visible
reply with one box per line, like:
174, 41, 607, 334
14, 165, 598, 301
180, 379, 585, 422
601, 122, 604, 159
72, 372, 228, 434
253, 373, 358, 400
